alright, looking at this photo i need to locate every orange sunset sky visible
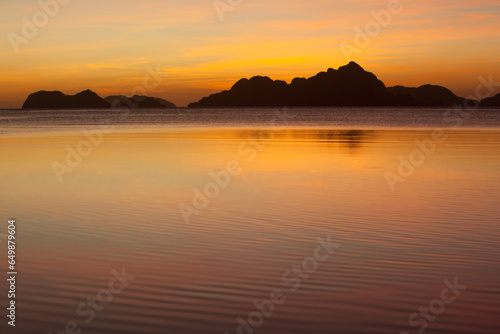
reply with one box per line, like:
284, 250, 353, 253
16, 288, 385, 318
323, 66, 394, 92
1, 0, 500, 108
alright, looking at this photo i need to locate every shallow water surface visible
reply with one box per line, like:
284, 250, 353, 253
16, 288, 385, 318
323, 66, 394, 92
0, 108, 499, 334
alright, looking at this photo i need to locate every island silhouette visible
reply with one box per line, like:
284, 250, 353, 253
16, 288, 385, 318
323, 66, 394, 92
22, 90, 176, 110
189, 62, 476, 108
480, 93, 500, 107
23, 90, 110, 109
21, 62, 500, 109
104, 95, 176, 109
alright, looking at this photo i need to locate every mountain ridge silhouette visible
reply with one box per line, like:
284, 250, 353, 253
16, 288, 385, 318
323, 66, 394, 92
189, 62, 476, 107
22, 90, 110, 109
480, 93, 500, 107
104, 95, 176, 109
21, 63, 500, 109
22, 91, 176, 110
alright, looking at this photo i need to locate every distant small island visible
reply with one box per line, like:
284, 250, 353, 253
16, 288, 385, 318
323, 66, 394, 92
104, 95, 176, 109
21, 62, 500, 109
22, 90, 176, 110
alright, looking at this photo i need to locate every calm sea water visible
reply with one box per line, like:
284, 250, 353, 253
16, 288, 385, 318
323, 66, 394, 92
0, 108, 499, 334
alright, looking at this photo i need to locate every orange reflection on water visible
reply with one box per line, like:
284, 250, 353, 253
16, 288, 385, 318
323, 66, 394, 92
0, 128, 499, 334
